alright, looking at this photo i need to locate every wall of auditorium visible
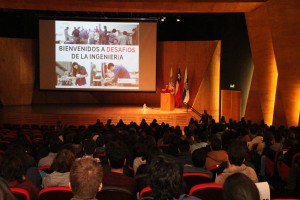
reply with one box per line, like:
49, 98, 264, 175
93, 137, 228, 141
245, 0, 300, 127
0, 38, 219, 112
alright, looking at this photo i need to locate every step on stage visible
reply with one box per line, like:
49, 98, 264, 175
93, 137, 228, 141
0, 105, 194, 128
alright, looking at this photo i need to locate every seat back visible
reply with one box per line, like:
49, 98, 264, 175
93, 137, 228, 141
207, 165, 218, 181
10, 188, 30, 200
139, 186, 152, 199
135, 173, 150, 193
39, 186, 73, 200
183, 172, 211, 193
97, 185, 134, 200
265, 149, 289, 177
38, 165, 54, 174
189, 183, 223, 200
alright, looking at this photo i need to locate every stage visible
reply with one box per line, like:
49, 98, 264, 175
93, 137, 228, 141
0, 105, 197, 128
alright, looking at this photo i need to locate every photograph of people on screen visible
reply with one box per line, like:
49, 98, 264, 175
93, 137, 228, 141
90, 63, 103, 86
104, 62, 138, 87
56, 61, 88, 87
56, 21, 139, 45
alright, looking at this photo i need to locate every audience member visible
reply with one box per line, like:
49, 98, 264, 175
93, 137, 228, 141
223, 173, 260, 200
38, 136, 63, 166
215, 141, 258, 184
102, 145, 137, 195
70, 157, 103, 200
189, 130, 209, 154
0, 177, 16, 200
141, 154, 201, 200
0, 154, 39, 200
184, 148, 213, 180
81, 139, 100, 162
176, 139, 193, 166
205, 136, 228, 169
42, 149, 75, 188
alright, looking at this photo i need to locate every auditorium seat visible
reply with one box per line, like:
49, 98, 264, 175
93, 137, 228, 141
265, 149, 289, 177
38, 165, 54, 174
189, 183, 223, 200
139, 186, 152, 199
183, 172, 212, 193
277, 153, 300, 182
10, 187, 30, 200
39, 186, 73, 200
97, 185, 134, 200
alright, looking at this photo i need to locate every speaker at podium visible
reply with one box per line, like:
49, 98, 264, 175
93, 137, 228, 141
160, 93, 175, 111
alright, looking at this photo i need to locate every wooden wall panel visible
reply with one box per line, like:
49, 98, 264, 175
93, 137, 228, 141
245, 6, 278, 126
266, 0, 300, 127
192, 41, 220, 121
245, 0, 300, 127
0, 38, 35, 105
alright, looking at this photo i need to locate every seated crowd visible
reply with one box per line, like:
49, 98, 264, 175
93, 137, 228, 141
0, 115, 299, 200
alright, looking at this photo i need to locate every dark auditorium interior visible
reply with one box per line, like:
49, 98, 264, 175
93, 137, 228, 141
0, 0, 300, 200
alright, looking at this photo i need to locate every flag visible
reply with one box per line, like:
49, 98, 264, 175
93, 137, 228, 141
175, 68, 183, 107
169, 67, 174, 92
182, 67, 190, 104
169, 67, 173, 86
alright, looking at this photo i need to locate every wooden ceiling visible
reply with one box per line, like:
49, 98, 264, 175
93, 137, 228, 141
1, 0, 266, 13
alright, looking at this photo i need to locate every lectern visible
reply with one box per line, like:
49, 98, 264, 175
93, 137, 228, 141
160, 93, 175, 111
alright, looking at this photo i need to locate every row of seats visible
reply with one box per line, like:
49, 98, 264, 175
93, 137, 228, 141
11, 185, 134, 200
11, 183, 300, 200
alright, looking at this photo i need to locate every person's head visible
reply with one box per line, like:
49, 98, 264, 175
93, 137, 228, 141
210, 136, 222, 151
0, 154, 25, 183
72, 62, 79, 69
197, 131, 208, 142
111, 28, 116, 33
148, 154, 184, 199
274, 131, 283, 143
106, 147, 126, 169
192, 148, 208, 168
96, 137, 105, 148
83, 139, 96, 155
49, 136, 63, 153
51, 149, 75, 173
123, 31, 128, 35
70, 157, 103, 199
223, 173, 260, 200
0, 177, 16, 200
178, 139, 190, 153
107, 63, 115, 71
227, 141, 247, 166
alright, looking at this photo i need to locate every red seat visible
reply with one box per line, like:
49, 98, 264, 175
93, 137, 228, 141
10, 187, 30, 200
97, 185, 134, 200
277, 152, 300, 182
183, 172, 212, 193
39, 186, 73, 200
207, 165, 219, 181
189, 183, 223, 200
139, 186, 152, 199
265, 149, 289, 177
38, 165, 54, 174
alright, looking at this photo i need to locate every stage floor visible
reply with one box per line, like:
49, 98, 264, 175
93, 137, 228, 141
0, 105, 195, 128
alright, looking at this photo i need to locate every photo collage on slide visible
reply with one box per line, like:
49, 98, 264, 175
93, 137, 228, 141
55, 21, 139, 89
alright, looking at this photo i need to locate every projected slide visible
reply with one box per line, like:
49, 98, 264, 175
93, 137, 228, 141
55, 21, 139, 89
40, 19, 156, 92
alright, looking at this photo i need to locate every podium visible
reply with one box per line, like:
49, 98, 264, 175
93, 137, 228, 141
160, 93, 175, 111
